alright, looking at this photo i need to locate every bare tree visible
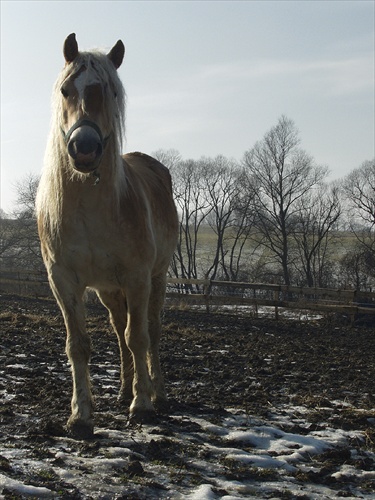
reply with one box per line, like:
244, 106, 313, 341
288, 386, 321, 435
13, 173, 40, 219
342, 159, 375, 256
152, 148, 182, 171
0, 213, 22, 261
200, 156, 255, 281
292, 184, 341, 287
1, 174, 43, 270
338, 245, 375, 291
243, 116, 328, 286
169, 158, 212, 284
201, 156, 238, 280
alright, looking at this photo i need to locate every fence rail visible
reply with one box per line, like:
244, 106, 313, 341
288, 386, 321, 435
167, 278, 375, 322
1, 270, 374, 322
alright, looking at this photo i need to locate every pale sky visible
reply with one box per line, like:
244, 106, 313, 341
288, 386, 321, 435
1, 0, 374, 213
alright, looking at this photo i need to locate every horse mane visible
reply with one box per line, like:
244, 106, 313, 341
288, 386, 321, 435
36, 50, 127, 237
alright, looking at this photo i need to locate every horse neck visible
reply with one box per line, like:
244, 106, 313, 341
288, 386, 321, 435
58, 140, 125, 217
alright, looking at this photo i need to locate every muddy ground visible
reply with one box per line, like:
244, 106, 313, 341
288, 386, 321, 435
0, 293, 374, 499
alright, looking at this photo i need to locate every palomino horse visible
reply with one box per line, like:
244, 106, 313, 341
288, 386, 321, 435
36, 34, 178, 438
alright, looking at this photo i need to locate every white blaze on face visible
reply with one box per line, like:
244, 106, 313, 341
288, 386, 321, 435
74, 68, 101, 101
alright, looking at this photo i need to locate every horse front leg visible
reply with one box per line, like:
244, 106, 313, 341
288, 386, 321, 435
49, 275, 93, 438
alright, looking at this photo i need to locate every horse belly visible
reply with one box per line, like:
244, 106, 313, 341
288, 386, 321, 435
88, 241, 156, 289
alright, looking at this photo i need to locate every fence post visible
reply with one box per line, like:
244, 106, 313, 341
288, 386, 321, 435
203, 279, 210, 314
274, 288, 279, 321
253, 288, 258, 318
350, 290, 357, 325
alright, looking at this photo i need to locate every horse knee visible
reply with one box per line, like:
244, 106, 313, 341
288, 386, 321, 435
66, 334, 91, 363
125, 326, 149, 356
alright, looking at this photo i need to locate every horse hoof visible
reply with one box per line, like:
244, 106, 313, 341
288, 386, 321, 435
67, 420, 94, 440
128, 409, 158, 425
117, 390, 133, 405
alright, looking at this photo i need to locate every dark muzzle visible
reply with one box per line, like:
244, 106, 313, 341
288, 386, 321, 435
61, 119, 109, 173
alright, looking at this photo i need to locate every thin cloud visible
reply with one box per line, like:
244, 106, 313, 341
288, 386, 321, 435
198, 55, 373, 96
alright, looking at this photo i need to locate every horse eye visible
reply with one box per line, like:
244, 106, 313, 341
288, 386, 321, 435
61, 86, 69, 98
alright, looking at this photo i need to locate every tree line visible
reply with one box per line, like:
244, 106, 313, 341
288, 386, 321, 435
1, 116, 374, 292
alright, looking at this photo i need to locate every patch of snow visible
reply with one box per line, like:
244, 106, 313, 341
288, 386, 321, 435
186, 483, 217, 499
0, 473, 54, 497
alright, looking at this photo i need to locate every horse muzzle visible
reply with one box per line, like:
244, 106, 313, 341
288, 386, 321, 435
62, 119, 108, 173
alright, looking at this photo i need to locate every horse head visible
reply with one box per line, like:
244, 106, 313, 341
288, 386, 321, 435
59, 33, 125, 174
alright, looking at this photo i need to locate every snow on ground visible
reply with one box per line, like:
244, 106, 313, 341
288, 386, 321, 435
1, 402, 373, 499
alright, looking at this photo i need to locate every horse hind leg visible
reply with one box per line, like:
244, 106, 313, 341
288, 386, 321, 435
97, 290, 133, 403
147, 273, 169, 413
124, 278, 157, 422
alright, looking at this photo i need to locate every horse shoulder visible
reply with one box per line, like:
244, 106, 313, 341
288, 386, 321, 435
121, 152, 178, 247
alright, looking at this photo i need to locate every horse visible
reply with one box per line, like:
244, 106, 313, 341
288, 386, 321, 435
36, 33, 178, 438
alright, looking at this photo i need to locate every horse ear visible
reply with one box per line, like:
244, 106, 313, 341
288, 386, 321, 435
108, 40, 125, 69
63, 33, 79, 64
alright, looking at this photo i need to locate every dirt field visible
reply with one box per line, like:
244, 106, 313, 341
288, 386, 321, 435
1, 293, 374, 499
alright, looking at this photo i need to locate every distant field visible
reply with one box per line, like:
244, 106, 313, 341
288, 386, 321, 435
183, 225, 360, 277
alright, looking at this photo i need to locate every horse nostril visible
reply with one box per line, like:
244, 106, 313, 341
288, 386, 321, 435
68, 140, 78, 159
78, 137, 100, 155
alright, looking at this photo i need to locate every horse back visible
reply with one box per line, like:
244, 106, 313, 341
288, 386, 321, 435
122, 152, 173, 195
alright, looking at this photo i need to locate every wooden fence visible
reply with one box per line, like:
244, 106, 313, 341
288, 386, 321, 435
1, 270, 374, 322
166, 278, 375, 322
1, 269, 51, 296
